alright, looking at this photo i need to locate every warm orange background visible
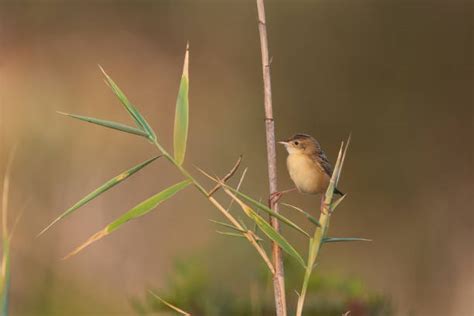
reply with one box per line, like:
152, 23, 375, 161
0, 1, 472, 315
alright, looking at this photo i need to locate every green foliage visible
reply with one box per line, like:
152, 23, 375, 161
281, 203, 321, 227
57, 112, 149, 137
323, 237, 372, 244
107, 180, 191, 233
173, 43, 190, 166
223, 185, 310, 238
63, 180, 191, 259
39, 156, 160, 236
242, 202, 305, 268
134, 256, 393, 316
99, 65, 156, 140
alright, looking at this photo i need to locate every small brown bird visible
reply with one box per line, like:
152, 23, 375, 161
272, 134, 343, 202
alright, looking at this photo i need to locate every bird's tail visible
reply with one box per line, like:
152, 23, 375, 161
334, 187, 344, 196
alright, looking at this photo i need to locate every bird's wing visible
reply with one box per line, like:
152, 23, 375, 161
316, 149, 334, 177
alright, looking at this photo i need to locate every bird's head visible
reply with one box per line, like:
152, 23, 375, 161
278, 133, 319, 155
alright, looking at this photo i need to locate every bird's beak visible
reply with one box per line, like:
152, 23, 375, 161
278, 141, 288, 145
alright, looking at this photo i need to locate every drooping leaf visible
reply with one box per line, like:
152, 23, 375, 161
63, 180, 191, 259
224, 185, 309, 238
209, 219, 246, 233
322, 237, 372, 243
58, 112, 149, 137
246, 205, 305, 267
173, 43, 189, 166
39, 156, 161, 236
216, 231, 263, 242
99, 65, 156, 140
223, 188, 306, 268
281, 203, 321, 227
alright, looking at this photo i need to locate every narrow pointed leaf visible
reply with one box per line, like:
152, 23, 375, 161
173, 43, 189, 166
323, 142, 345, 207
281, 203, 321, 227
58, 112, 149, 137
238, 217, 248, 230
216, 231, 263, 242
39, 156, 161, 236
223, 188, 306, 267
99, 66, 156, 140
149, 291, 191, 316
322, 237, 372, 243
216, 231, 244, 237
337, 133, 351, 185
107, 180, 191, 232
209, 219, 246, 233
246, 206, 305, 267
63, 180, 191, 259
224, 185, 309, 238
330, 194, 347, 213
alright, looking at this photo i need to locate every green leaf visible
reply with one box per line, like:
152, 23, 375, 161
58, 112, 149, 137
245, 205, 305, 268
99, 65, 156, 140
322, 237, 372, 243
107, 180, 191, 233
281, 203, 321, 227
223, 189, 306, 268
209, 219, 246, 233
173, 43, 189, 166
63, 180, 191, 259
224, 185, 309, 238
216, 231, 263, 242
38, 156, 161, 236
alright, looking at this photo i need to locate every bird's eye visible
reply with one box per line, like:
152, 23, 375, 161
294, 141, 299, 146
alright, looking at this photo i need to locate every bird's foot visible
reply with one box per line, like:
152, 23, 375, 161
320, 198, 330, 214
269, 191, 284, 205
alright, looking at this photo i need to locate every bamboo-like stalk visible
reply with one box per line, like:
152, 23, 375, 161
255, 0, 287, 315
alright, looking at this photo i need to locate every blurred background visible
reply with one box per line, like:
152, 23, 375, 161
0, 0, 472, 315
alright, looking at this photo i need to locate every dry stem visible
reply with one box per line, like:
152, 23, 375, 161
255, 0, 287, 315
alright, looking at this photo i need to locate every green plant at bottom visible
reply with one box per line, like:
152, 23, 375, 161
133, 256, 393, 316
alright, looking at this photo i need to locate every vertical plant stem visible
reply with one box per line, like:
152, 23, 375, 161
296, 211, 330, 316
255, 1, 287, 315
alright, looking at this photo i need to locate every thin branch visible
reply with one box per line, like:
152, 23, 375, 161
255, 0, 287, 315
148, 291, 191, 316
206, 155, 242, 197
226, 167, 248, 212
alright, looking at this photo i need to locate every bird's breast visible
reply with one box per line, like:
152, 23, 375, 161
287, 153, 328, 194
